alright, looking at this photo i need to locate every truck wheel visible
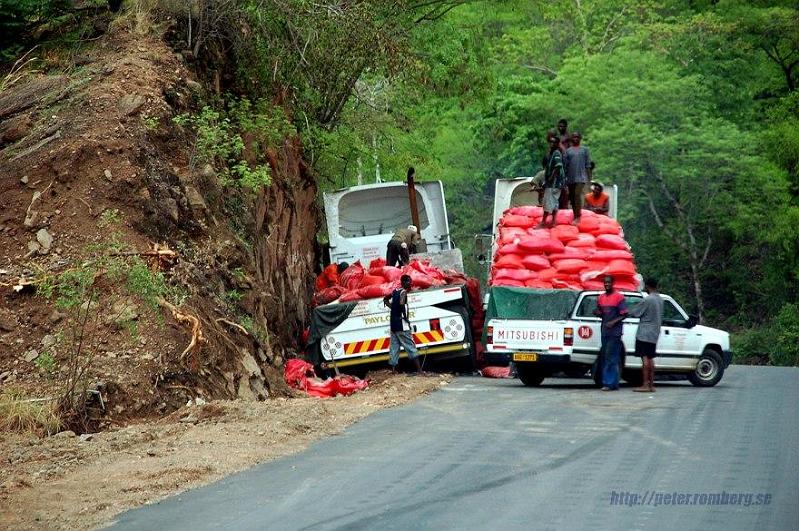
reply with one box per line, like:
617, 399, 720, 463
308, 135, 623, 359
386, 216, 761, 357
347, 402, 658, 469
688, 348, 724, 387
622, 369, 643, 387
517, 364, 545, 387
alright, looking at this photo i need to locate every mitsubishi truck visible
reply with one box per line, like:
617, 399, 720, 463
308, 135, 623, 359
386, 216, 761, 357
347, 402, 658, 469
484, 287, 732, 387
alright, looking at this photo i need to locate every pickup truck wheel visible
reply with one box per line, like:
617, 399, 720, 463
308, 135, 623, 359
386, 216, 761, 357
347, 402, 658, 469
622, 369, 643, 387
688, 349, 724, 387
517, 365, 545, 387
564, 366, 588, 378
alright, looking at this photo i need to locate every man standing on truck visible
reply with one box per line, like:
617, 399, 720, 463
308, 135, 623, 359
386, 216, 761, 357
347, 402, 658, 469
384, 275, 424, 375
594, 275, 628, 391
564, 131, 593, 226
386, 225, 420, 267
536, 135, 566, 229
629, 278, 663, 392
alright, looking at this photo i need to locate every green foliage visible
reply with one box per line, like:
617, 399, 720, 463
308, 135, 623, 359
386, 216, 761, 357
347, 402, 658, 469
97, 208, 122, 228
174, 103, 273, 190
772, 303, 799, 366
125, 258, 168, 309
34, 351, 57, 374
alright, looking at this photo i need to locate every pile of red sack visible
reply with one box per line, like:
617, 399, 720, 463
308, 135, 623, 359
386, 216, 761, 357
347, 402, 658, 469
284, 359, 369, 398
490, 206, 640, 291
313, 258, 456, 305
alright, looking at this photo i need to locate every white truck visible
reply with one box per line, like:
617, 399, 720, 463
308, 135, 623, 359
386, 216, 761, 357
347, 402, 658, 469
485, 289, 733, 387
310, 180, 477, 373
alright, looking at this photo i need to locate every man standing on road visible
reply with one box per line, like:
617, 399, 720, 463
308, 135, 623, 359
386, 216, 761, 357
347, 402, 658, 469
384, 275, 424, 375
629, 278, 663, 392
536, 134, 565, 229
594, 275, 627, 391
564, 131, 592, 226
386, 225, 420, 267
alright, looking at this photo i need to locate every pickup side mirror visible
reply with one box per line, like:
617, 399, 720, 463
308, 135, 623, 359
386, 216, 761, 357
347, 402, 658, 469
477, 253, 487, 265
687, 314, 699, 328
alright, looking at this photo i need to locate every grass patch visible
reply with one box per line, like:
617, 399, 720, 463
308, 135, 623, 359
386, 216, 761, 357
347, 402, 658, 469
0, 389, 62, 436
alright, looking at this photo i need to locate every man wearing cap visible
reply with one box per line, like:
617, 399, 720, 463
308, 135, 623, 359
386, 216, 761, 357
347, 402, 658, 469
585, 182, 610, 216
386, 225, 420, 267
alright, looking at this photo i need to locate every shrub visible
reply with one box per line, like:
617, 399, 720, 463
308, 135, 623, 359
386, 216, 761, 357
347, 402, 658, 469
772, 303, 799, 366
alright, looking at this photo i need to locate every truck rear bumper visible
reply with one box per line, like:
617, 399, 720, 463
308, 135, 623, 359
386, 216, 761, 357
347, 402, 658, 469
484, 351, 571, 366
321, 342, 471, 369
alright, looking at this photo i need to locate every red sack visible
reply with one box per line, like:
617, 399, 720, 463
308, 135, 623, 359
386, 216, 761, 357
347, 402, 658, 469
613, 277, 641, 291
593, 222, 622, 235
501, 214, 535, 228
499, 227, 528, 245
518, 238, 564, 254
582, 279, 605, 290
410, 260, 446, 281
284, 359, 369, 398
314, 263, 340, 292
526, 228, 551, 239
496, 243, 523, 256
491, 278, 526, 287
524, 279, 552, 289
537, 268, 558, 281
551, 224, 580, 242
605, 259, 636, 276
339, 261, 365, 290
339, 290, 363, 302
494, 254, 525, 269
595, 234, 629, 250
567, 234, 596, 248
522, 255, 551, 271
551, 278, 583, 291
507, 206, 543, 218
591, 249, 633, 261
371, 267, 403, 282
548, 248, 590, 261
481, 366, 512, 378
554, 210, 575, 225
312, 285, 346, 306
357, 283, 394, 299
576, 216, 600, 233
359, 274, 386, 287
368, 257, 386, 269
495, 269, 538, 282
553, 259, 588, 274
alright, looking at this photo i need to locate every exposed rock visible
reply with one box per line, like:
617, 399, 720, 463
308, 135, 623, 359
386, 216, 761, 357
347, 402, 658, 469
184, 186, 207, 213
20, 175, 29, 184
0, 371, 11, 382
36, 228, 53, 252
103, 169, 112, 181
79, 433, 94, 442
24, 350, 40, 363
118, 94, 146, 116
0, 308, 17, 332
54, 430, 76, 439
48, 310, 65, 324
80, 300, 99, 312
41, 335, 56, 349
185, 79, 203, 93
108, 298, 138, 326
165, 196, 179, 223
1, 114, 33, 145
201, 164, 216, 179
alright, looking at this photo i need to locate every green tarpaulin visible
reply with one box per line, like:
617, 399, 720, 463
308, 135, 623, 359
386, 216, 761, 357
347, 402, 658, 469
307, 301, 357, 365
483, 287, 580, 343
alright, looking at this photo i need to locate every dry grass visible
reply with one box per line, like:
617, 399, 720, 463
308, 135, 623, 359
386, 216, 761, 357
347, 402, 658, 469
0, 389, 62, 436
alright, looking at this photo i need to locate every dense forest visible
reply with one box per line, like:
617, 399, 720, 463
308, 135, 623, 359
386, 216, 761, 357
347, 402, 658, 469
2, 0, 797, 367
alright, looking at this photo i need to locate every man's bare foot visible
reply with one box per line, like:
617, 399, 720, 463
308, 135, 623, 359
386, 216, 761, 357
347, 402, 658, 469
535, 222, 547, 229
633, 386, 650, 392
571, 217, 581, 226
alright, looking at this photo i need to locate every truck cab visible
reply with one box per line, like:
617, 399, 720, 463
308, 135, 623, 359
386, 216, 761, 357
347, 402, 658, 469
485, 289, 732, 387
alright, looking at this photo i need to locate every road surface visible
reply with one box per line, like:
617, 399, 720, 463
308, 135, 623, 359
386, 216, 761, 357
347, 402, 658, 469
113, 366, 799, 530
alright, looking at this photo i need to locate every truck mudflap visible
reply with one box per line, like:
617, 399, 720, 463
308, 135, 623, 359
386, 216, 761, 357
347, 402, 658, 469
723, 349, 733, 368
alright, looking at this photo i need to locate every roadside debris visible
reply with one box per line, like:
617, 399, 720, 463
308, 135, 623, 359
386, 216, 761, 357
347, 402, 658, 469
284, 359, 368, 398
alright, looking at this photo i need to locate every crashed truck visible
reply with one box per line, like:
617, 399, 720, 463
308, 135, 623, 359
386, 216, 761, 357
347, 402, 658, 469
307, 179, 481, 374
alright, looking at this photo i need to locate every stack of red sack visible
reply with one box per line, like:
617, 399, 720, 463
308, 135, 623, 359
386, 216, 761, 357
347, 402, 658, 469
313, 258, 453, 305
490, 206, 640, 291
284, 359, 369, 398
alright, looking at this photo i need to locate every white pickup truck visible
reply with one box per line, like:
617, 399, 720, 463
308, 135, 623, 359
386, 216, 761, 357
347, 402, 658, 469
485, 288, 733, 387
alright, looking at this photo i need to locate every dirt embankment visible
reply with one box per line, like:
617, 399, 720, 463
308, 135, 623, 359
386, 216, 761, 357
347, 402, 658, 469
1, 16, 319, 429
0, 372, 450, 530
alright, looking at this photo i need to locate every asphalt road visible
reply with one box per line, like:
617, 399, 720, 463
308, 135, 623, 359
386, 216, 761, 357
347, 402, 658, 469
113, 366, 799, 531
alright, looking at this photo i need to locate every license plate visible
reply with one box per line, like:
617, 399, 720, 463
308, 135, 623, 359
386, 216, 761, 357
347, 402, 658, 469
513, 353, 538, 362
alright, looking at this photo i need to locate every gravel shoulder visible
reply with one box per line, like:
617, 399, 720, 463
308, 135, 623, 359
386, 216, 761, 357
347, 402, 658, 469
0, 372, 450, 530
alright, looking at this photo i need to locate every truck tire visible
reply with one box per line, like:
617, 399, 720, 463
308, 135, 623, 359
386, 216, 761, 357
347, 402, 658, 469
621, 369, 643, 387
517, 364, 545, 387
688, 348, 724, 387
